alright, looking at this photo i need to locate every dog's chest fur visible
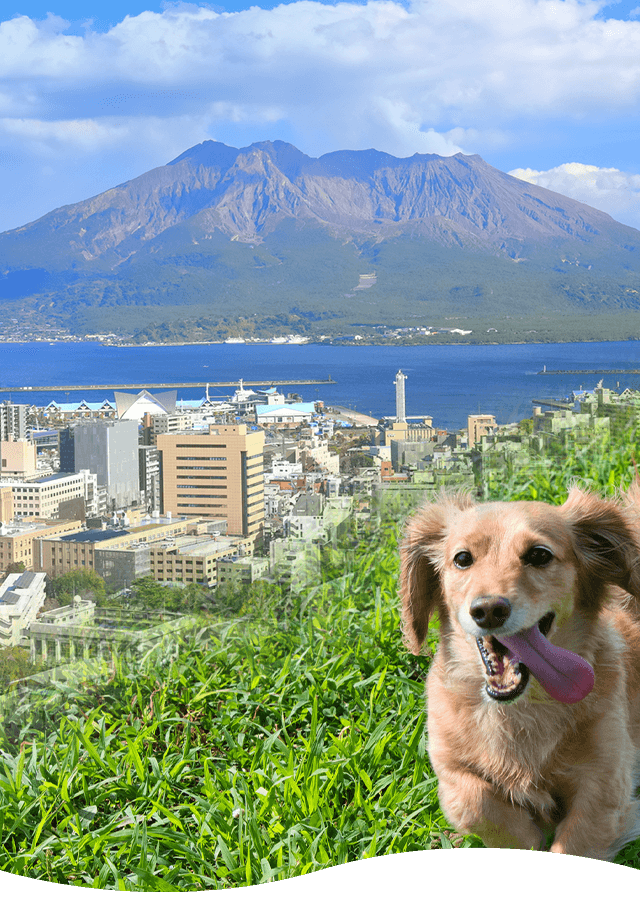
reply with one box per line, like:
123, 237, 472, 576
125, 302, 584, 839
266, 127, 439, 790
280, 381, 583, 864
425, 643, 609, 811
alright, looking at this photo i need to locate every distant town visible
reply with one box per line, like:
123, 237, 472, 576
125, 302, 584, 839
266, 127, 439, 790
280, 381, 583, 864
3, 314, 639, 347
0, 322, 476, 346
0, 371, 634, 680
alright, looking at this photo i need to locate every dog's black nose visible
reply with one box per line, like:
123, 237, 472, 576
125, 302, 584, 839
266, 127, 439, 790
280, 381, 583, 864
469, 597, 511, 629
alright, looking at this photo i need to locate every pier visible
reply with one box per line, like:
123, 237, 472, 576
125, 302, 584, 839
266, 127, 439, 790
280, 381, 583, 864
531, 398, 574, 410
537, 369, 640, 376
0, 377, 336, 394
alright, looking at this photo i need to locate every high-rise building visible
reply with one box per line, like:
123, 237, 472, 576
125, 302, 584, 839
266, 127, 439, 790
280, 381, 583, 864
158, 424, 264, 545
394, 370, 407, 422
61, 420, 141, 510
0, 402, 29, 441
467, 414, 497, 447
0, 402, 34, 478
139, 445, 161, 512
58, 427, 76, 474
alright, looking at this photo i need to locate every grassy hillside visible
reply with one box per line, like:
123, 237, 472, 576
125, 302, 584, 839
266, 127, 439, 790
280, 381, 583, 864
1, 437, 640, 887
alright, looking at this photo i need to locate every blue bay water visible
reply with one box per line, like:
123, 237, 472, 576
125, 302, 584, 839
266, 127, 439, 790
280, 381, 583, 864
3, 340, 640, 431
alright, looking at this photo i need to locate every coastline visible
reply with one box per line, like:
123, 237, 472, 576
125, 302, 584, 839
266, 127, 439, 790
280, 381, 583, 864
3, 339, 640, 430
3, 335, 640, 348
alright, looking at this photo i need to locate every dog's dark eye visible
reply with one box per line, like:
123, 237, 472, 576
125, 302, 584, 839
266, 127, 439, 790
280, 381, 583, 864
523, 546, 554, 568
453, 550, 474, 569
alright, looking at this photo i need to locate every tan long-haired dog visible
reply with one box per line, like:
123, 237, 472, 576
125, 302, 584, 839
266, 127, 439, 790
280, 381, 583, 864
400, 486, 640, 859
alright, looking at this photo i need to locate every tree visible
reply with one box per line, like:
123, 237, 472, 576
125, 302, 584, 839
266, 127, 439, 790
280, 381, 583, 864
518, 418, 533, 435
0, 562, 26, 585
130, 576, 173, 609
47, 570, 107, 605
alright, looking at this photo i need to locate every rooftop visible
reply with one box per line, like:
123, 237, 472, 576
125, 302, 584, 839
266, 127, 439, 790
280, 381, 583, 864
0, 570, 45, 607
0, 519, 67, 537
37, 473, 77, 484
60, 528, 130, 543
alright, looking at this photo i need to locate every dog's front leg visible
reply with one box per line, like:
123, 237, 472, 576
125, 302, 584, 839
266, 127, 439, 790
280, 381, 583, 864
549, 776, 636, 860
549, 798, 631, 860
437, 766, 546, 851
549, 713, 637, 859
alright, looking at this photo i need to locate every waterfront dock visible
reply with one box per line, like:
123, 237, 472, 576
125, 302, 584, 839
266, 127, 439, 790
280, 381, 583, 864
531, 398, 574, 409
537, 368, 640, 375
0, 377, 336, 394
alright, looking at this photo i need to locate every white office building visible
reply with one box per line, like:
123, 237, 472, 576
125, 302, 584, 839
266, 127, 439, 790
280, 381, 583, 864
0, 570, 46, 647
7, 470, 98, 520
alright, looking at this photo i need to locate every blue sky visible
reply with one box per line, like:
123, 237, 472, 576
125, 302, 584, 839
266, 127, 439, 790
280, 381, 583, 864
1, 0, 640, 232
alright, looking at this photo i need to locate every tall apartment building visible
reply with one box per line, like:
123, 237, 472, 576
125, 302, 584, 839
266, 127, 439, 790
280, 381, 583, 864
146, 412, 192, 441
60, 420, 141, 510
139, 445, 161, 512
0, 402, 28, 441
158, 424, 265, 545
467, 414, 497, 447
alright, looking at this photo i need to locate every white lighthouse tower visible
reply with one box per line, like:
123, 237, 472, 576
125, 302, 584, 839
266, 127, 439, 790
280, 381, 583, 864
394, 370, 407, 422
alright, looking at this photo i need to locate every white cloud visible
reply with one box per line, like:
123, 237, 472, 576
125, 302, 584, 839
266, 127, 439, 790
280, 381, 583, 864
0, 117, 129, 151
2, 1, 640, 134
1, 0, 640, 229
509, 162, 640, 230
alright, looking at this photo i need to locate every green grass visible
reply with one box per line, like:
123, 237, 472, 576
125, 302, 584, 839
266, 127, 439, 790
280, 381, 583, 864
484, 431, 640, 505
2, 434, 640, 886
0, 528, 482, 889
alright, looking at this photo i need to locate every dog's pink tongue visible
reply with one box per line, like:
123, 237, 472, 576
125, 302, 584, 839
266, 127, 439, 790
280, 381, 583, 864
500, 625, 594, 704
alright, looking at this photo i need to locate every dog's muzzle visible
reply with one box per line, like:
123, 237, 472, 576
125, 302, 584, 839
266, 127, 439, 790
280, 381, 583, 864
476, 611, 555, 702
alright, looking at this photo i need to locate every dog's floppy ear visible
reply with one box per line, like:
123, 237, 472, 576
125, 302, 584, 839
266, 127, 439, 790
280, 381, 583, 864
561, 487, 640, 602
400, 493, 472, 654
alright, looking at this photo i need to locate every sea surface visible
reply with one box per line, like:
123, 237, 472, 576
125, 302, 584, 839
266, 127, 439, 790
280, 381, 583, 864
3, 340, 640, 431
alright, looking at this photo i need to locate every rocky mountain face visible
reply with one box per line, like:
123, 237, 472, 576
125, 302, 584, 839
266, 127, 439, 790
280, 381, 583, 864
1, 140, 639, 338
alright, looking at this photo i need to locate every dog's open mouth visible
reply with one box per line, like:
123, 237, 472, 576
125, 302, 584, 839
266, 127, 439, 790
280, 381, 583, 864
476, 612, 555, 702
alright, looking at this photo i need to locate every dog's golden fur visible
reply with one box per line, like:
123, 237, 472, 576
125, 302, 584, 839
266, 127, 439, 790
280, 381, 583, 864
400, 486, 640, 859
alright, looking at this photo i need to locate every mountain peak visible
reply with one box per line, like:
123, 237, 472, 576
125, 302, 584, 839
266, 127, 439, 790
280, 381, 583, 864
168, 140, 239, 169
1, 139, 638, 340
